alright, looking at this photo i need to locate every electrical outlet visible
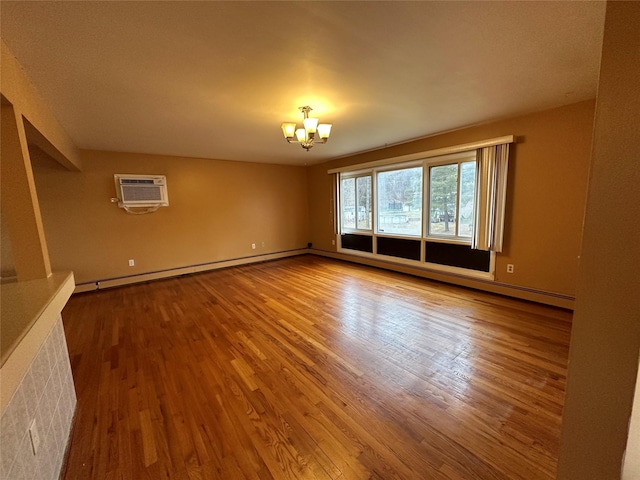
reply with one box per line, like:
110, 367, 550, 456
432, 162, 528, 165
331, 239, 335, 245
128, 259, 135, 267
29, 419, 40, 455
251, 243, 256, 250
261, 241, 265, 247
507, 264, 514, 273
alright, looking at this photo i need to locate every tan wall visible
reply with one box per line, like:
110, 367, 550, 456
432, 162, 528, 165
558, 2, 640, 478
1, 39, 81, 171
31, 148, 309, 285
308, 100, 595, 299
1, 210, 17, 278
1, 41, 77, 283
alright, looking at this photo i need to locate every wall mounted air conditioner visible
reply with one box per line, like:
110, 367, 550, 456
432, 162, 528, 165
114, 174, 169, 208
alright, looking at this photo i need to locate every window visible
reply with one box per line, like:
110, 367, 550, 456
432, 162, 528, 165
377, 166, 422, 236
428, 159, 476, 239
340, 177, 356, 229
340, 175, 372, 232
332, 136, 512, 279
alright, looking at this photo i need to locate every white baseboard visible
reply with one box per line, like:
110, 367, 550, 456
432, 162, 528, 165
74, 248, 575, 310
311, 248, 575, 310
74, 249, 310, 293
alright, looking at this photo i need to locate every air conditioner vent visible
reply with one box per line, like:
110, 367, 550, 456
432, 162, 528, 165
114, 174, 169, 208
121, 184, 163, 202
121, 178, 156, 185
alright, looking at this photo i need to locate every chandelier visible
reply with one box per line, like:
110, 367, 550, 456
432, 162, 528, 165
281, 106, 332, 151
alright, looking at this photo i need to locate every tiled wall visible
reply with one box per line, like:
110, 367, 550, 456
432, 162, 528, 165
0, 315, 76, 479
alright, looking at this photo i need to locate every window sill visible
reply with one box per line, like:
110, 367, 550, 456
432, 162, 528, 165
424, 236, 472, 245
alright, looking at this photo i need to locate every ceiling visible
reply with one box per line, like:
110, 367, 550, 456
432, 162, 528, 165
1, 1, 606, 166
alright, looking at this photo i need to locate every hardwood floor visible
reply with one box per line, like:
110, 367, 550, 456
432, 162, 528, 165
60, 255, 572, 479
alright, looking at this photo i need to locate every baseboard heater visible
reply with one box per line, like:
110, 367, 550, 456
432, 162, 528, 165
310, 248, 575, 310
74, 249, 309, 293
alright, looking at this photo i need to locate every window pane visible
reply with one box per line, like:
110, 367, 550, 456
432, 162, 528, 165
341, 177, 355, 230
356, 176, 372, 230
429, 164, 458, 236
377, 167, 422, 236
458, 161, 476, 238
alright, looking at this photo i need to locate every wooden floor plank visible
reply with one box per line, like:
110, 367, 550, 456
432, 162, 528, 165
61, 255, 571, 479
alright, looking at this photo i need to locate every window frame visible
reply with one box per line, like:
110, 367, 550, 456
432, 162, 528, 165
338, 154, 478, 245
336, 154, 493, 280
339, 172, 373, 234
332, 137, 513, 281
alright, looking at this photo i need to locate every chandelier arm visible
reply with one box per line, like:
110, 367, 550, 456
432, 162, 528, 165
283, 106, 328, 150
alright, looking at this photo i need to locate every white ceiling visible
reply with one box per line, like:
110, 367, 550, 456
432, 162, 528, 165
1, 1, 605, 166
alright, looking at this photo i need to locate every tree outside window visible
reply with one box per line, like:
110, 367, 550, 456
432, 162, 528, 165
429, 161, 475, 237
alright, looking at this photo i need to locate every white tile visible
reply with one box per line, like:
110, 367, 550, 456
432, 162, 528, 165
64, 385, 75, 426
62, 402, 73, 438
47, 323, 57, 352
55, 338, 65, 370
62, 374, 72, 399
57, 319, 67, 356
15, 430, 37, 480
52, 404, 65, 451
61, 360, 70, 386
35, 448, 52, 480
59, 321, 70, 353
37, 426, 56, 480
59, 364, 69, 395
62, 393, 74, 433
51, 362, 63, 407
57, 382, 70, 419
60, 352, 71, 377
51, 320, 63, 359
30, 347, 49, 403
70, 387, 77, 409
66, 379, 77, 410
0, 411, 19, 478
44, 427, 60, 479
38, 342, 50, 379
21, 370, 38, 421
51, 455, 63, 480
51, 383, 62, 418
7, 454, 26, 480
34, 400, 49, 448
0, 318, 74, 480
63, 363, 74, 387
60, 360, 72, 390
44, 332, 56, 373
10, 388, 31, 437
39, 386, 55, 435
57, 360, 66, 394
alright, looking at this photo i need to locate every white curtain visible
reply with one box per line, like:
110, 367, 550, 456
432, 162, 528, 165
472, 144, 510, 251
332, 173, 339, 235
